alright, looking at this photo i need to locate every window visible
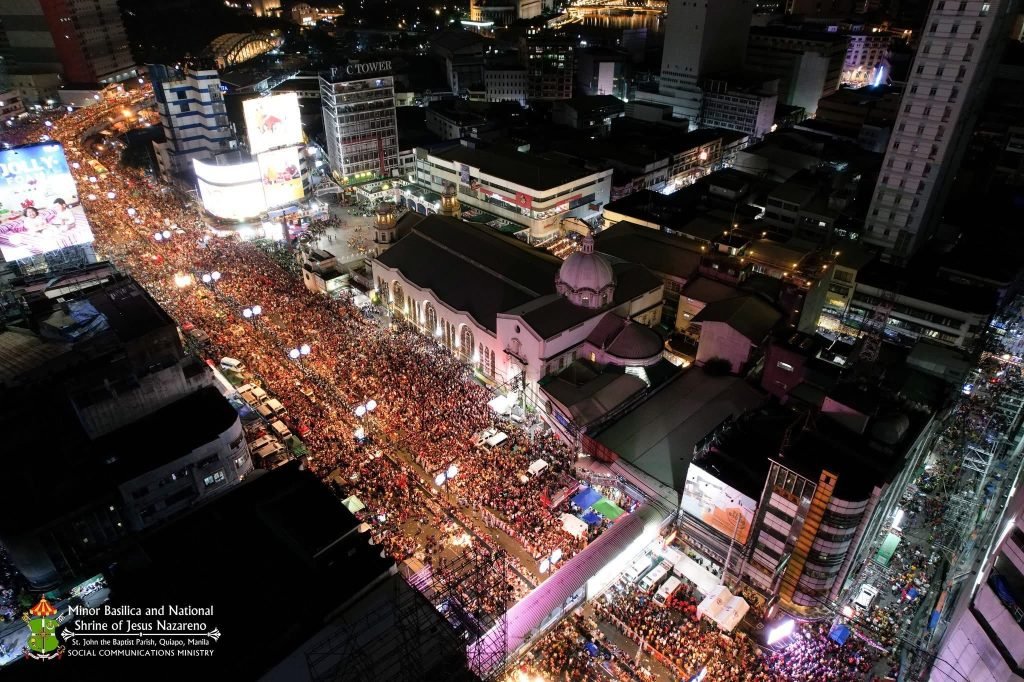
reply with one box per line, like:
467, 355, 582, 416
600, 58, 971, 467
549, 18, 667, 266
203, 470, 225, 487
777, 361, 795, 372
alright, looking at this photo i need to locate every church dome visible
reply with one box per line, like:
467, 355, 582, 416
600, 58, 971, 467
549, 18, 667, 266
555, 232, 616, 309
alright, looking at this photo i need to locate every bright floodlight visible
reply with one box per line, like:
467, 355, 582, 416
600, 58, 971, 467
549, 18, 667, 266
434, 473, 446, 487
153, 232, 163, 241
365, 399, 377, 412
243, 308, 253, 319
355, 405, 367, 418
72, 162, 80, 169
288, 348, 300, 360
354, 426, 365, 440
211, 271, 221, 281
173, 273, 192, 288
107, 191, 116, 199
88, 176, 97, 183
434, 327, 442, 337
551, 548, 563, 564
127, 207, 136, 216
539, 558, 550, 574
162, 230, 171, 239
299, 344, 310, 355
201, 273, 212, 284
251, 305, 262, 316
446, 463, 459, 480
44, 120, 52, 128
766, 619, 796, 645
841, 605, 854, 618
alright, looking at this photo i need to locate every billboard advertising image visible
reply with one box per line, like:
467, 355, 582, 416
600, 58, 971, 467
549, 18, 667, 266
243, 93, 302, 155
258, 147, 304, 208
682, 463, 757, 544
194, 158, 266, 221
0, 143, 95, 261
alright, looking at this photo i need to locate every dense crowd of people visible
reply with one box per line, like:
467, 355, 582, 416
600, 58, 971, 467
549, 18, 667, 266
13, 91, 590, 618
763, 624, 879, 682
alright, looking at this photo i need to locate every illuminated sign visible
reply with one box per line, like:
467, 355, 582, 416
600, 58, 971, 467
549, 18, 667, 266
0, 143, 95, 261
243, 93, 302, 155
345, 61, 392, 76
681, 463, 757, 544
258, 147, 304, 208
193, 158, 266, 220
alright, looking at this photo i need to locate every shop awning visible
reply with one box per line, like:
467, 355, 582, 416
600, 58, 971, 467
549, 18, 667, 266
592, 498, 626, 520
874, 532, 901, 567
572, 487, 602, 509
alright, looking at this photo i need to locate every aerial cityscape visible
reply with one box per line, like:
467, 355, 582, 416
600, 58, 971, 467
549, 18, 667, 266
0, 0, 1022, 680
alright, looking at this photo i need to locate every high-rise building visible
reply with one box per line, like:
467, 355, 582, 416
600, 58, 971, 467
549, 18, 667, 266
746, 27, 848, 117
637, 0, 754, 123
0, 0, 137, 85
863, 0, 1017, 263
523, 36, 575, 101
320, 63, 400, 180
151, 64, 235, 183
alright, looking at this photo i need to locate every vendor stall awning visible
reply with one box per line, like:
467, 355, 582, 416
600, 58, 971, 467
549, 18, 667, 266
674, 554, 722, 596
572, 487, 602, 510
592, 498, 626, 520
561, 513, 589, 539
874, 532, 901, 567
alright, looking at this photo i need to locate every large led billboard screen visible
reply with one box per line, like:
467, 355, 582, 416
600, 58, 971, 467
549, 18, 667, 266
682, 463, 757, 544
0, 143, 95, 261
258, 147, 304, 208
243, 93, 302, 155
193, 158, 266, 221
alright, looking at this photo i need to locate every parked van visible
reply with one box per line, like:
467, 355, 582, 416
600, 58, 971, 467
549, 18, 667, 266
220, 357, 244, 372
256, 403, 275, 420
654, 576, 682, 607
270, 419, 292, 440
266, 398, 286, 416
623, 555, 653, 583
254, 441, 285, 461
639, 563, 670, 592
249, 434, 277, 452
249, 386, 269, 404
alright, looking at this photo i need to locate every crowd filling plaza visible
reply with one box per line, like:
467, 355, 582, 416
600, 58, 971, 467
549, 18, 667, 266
2, 89, 986, 680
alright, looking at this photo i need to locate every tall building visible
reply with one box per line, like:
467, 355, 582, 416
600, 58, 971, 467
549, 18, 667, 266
637, 0, 754, 123
151, 64, 235, 183
320, 62, 400, 180
523, 36, 575, 100
0, 0, 137, 85
863, 0, 1017, 263
746, 27, 848, 116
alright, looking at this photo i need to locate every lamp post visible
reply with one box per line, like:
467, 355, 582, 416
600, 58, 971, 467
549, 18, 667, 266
200, 271, 221, 288
354, 399, 377, 441
288, 343, 311, 363
242, 305, 263, 322
435, 463, 459, 504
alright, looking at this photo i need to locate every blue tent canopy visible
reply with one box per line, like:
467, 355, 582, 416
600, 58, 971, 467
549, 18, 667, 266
829, 623, 851, 645
582, 511, 602, 526
572, 487, 602, 509
584, 641, 600, 657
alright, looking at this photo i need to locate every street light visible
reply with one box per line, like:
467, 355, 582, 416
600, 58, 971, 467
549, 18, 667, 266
173, 272, 193, 288
242, 305, 262, 320
200, 271, 221, 285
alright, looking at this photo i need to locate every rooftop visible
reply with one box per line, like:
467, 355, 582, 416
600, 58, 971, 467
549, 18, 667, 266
430, 143, 600, 191
595, 221, 703, 279
595, 370, 765, 491
95, 386, 239, 483
692, 295, 782, 342
376, 214, 561, 332
561, 94, 625, 115
856, 260, 999, 315
541, 361, 647, 426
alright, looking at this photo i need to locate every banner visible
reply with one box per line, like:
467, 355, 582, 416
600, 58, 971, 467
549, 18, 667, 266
0, 143, 95, 261
243, 92, 302, 155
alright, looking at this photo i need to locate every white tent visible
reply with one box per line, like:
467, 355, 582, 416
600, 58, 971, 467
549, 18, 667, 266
342, 495, 365, 513
528, 459, 549, 476
674, 554, 723, 596
716, 595, 750, 632
560, 513, 589, 539
697, 584, 731, 622
487, 394, 512, 415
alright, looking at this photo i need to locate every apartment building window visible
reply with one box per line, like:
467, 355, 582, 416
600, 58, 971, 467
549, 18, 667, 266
929, 22, 938, 33
203, 470, 225, 487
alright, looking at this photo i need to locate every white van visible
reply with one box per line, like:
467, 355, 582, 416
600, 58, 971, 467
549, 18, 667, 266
623, 555, 653, 583
266, 398, 287, 416
270, 419, 292, 440
654, 576, 682, 607
250, 386, 269, 404
639, 563, 670, 592
256, 403, 275, 420
220, 357, 244, 372
254, 441, 285, 461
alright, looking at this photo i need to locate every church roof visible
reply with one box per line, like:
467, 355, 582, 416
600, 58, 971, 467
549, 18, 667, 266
374, 215, 561, 332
